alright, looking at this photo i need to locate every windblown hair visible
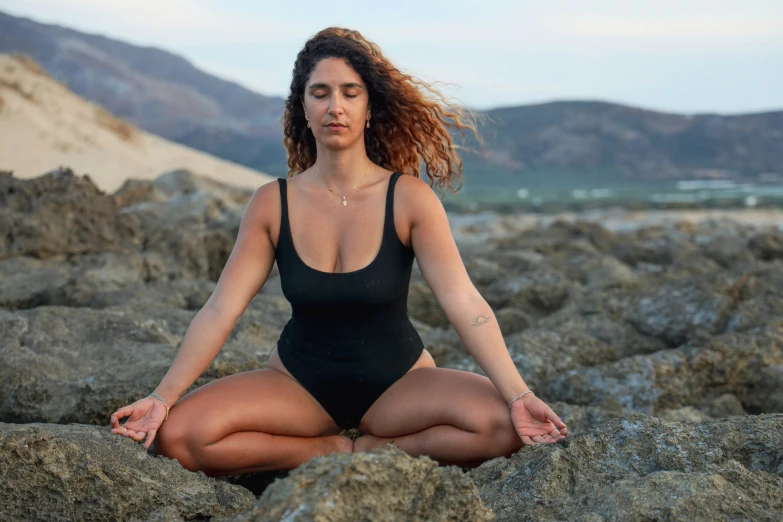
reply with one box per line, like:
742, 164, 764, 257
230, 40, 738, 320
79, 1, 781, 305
282, 27, 484, 196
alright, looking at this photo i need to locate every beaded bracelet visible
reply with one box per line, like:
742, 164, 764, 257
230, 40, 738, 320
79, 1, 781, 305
148, 393, 170, 421
508, 390, 534, 409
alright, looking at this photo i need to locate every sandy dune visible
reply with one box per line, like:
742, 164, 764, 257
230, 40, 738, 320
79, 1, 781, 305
0, 54, 276, 193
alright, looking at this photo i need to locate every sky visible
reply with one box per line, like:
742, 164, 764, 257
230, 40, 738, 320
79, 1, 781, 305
1, 0, 782, 114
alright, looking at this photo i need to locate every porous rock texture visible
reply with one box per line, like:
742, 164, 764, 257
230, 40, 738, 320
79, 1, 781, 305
469, 413, 783, 521
0, 422, 254, 522
3, 169, 783, 520
229, 444, 495, 522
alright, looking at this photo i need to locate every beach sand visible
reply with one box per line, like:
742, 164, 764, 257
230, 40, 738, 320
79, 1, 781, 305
0, 54, 275, 193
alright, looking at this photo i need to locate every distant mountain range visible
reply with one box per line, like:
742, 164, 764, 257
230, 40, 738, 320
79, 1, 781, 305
2, 9, 782, 189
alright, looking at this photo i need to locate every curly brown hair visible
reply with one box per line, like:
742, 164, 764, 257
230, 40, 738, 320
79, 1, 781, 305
282, 27, 484, 196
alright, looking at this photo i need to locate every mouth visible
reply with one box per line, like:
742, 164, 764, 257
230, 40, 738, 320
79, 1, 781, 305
326, 124, 346, 128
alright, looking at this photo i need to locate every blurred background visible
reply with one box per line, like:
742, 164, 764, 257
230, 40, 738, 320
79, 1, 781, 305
0, 1, 781, 213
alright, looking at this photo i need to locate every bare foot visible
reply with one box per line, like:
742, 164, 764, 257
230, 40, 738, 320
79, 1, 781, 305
354, 434, 396, 453
335, 434, 355, 454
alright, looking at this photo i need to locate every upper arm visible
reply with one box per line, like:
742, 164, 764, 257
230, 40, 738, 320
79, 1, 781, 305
203, 179, 279, 321
405, 176, 480, 311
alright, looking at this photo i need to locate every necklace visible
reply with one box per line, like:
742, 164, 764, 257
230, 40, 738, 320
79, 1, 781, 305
315, 161, 371, 207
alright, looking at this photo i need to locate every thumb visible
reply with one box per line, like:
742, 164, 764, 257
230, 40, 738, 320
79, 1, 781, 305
546, 409, 567, 433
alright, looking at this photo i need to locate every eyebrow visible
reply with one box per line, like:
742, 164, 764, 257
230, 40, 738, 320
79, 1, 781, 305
307, 82, 364, 90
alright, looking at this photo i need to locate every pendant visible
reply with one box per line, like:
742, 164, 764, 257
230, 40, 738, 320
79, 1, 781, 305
342, 197, 347, 206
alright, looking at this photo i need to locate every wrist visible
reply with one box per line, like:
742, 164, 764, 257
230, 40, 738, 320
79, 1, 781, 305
151, 389, 179, 405
148, 393, 171, 421
507, 389, 534, 409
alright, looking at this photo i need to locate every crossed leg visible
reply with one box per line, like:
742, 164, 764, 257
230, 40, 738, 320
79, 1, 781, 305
154, 368, 352, 476
355, 367, 525, 467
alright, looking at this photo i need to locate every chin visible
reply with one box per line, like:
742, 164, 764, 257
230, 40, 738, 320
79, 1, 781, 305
320, 135, 362, 150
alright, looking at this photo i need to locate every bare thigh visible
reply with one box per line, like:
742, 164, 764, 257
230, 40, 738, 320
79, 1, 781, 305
357, 367, 510, 437
156, 368, 342, 454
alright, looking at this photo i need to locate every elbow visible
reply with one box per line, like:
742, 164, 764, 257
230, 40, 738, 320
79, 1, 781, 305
199, 301, 241, 330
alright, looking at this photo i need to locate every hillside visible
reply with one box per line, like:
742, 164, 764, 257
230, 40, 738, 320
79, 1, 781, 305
0, 54, 274, 192
1, 9, 781, 186
468, 101, 783, 186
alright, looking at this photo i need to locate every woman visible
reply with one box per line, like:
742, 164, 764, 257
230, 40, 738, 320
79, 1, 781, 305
110, 27, 567, 475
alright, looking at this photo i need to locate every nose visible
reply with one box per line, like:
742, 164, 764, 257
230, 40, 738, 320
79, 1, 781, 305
327, 92, 344, 116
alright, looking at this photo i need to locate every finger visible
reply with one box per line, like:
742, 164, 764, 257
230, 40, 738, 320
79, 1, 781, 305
546, 410, 567, 430
531, 435, 550, 444
112, 404, 136, 423
124, 428, 145, 441
144, 429, 157, 450
521, 435, 536, 446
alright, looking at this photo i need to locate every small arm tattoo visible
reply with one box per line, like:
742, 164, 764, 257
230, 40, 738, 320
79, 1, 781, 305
471, 312, 492, 327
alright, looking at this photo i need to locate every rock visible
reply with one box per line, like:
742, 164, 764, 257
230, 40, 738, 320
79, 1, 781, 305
115, 169, 252, 228
0, 422, 254, 522
701, 234, 755, 268
0, 305, 284, 424
464, 257, 504, 286
724, 267, 783, 332
485, 268, 573, 318
545, 402, 622, 434
0, 253, 225, 311
230, 444, 495, 522
407, 281, 450, 328
538, 306, 667, 359
627, 276, 734, 347
468, 413, 783, 521
559, 253, 640, 290
749, 230, 783, 261
0, 168, 139, 260
506, 328, 617, 392
545, 326, 783, 416
494, 307, 532, 335
695, 392, 747, 418
659, 405, 713, 423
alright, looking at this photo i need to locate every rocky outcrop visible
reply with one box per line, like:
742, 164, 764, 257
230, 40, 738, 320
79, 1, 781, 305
3, 169, 783, 520
469, 413, 783, 521
0, 168, 140, 259
230, 444, 494, 522
0, 422, 254, 522
545, 325, 783, 416
0, 302, 289, 424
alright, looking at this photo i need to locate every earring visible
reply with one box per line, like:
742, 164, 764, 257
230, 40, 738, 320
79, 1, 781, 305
307, 119, 310, 128
366, 119, 370, 129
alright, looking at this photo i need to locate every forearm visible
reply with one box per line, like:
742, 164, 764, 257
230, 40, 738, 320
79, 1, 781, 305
153, 306, 236, 404
445, 293, 530, 403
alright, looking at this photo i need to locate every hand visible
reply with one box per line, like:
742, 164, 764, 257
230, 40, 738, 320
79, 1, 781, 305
110, 396, 167, 449
510, 393, 568, 446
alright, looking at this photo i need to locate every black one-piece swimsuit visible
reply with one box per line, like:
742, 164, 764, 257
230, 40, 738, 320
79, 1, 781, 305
274, 171, 425, 430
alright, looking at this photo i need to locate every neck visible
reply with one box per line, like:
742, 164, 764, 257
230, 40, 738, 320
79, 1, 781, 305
313, 142, 372, 191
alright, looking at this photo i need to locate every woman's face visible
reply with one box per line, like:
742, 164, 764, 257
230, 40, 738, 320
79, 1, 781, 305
302, 57, 370, 150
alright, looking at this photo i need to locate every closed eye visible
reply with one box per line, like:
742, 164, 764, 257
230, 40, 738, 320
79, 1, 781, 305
313, 94, 359, 99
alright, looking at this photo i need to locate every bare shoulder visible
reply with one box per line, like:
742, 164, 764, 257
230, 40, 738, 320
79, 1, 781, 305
243, 177, 282, 242
395, 173, 446, 223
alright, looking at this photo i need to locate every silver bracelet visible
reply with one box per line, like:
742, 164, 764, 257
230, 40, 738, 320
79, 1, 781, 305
508, 390, 534, 409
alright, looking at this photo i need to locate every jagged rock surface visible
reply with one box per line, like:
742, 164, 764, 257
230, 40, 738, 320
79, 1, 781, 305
0, 422, 254, 522
229, 444, 495, 522
469, 413, 783, 521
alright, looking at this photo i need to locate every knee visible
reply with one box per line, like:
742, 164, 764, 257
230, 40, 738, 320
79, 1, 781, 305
480, 408, 524, 455
155, 415, 201, 472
